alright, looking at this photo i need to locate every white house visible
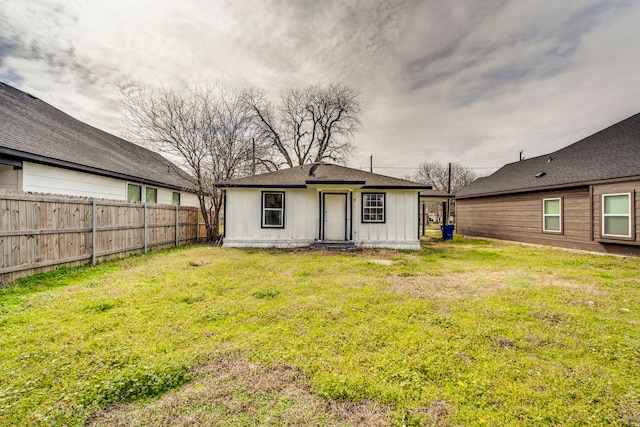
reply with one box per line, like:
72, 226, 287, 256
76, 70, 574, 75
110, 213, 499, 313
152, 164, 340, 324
216, 163, 432, 249
0, 82, 198, 206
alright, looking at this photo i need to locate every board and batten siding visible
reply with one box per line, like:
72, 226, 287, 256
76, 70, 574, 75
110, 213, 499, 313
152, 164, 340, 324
16, 162, 199, 207
457, 182, 640, 256
352, 189, 420, 249
223, 188, 318, 248
223, 188, 421, 249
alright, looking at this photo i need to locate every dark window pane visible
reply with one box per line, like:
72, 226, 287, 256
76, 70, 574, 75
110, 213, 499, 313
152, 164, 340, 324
264, 209, 282, 226
264, 193, 283, 208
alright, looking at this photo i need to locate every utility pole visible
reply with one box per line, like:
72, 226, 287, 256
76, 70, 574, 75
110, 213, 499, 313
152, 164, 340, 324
370, 155, 373, 173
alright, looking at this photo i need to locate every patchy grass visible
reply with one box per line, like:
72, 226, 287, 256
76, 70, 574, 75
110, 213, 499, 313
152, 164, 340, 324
1, 240, 639, 426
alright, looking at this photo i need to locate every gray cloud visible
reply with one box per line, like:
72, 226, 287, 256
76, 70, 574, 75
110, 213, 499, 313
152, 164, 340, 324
1, 0, 639, 175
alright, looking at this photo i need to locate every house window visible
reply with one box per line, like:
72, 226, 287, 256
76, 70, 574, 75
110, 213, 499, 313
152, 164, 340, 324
262, 191, 285, 228
362, 193, 385, 223
602, 193, 631, 237
127, 184, 141, 202
146, 187, 157, 204
543, 198, 561, 233
172, 192, 181, 206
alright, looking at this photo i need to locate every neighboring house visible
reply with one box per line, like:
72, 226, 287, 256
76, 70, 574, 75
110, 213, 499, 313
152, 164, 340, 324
456, 112, 640, 256
0, 82, 198, 206
216, 163, 432, 249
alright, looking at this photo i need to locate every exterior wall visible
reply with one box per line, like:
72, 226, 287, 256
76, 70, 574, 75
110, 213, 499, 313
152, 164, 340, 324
0, 164, 20, 191
592, 181, 640, 246
223, 188, 318, 248
20, 161, 199, 207
457, 182, 640, 256
352, 189, 420, 249
223, 187, 421, 249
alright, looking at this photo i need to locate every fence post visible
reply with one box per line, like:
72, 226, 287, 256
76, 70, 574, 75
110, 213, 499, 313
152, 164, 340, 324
175, 205, 179, 247
195, 208, 199, 243
144, 203, 148, 254
91, 199, 96, 265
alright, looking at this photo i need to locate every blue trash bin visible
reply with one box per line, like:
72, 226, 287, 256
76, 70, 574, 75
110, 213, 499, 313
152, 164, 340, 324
442, 224, 455, 240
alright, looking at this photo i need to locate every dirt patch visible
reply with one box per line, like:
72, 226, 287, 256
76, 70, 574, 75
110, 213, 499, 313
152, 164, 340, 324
370, 259, 394, 266
389, 272, 606, 301
87, 356, 391, 427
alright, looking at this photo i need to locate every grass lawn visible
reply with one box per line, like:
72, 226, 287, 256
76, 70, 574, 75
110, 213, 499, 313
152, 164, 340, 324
1, 237, 639, 426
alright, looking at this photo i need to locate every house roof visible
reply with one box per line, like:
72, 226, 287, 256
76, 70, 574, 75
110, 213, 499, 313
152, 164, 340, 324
0, 82, 193, 191
457, 112, 640, 198
216, 163, 432, 190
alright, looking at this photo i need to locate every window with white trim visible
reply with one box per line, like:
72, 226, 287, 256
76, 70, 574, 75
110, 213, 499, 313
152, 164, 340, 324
543, 198, 561, 233
362, 193, 385, 223
602, 193, 631, 237
127, 184, 141, 202
262, 191, 285, 228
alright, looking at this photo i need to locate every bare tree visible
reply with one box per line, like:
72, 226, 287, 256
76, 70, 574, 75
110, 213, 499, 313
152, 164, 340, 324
412, 161, 479, 193
122, 83, 266, 241
244, 83, 361, 168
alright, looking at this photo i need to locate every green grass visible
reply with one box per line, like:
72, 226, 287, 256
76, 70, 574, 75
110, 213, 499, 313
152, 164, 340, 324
1, 239, 639, 426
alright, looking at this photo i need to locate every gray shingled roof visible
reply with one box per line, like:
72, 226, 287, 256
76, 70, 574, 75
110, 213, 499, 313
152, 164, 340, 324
217, 163, 432, 189
457, 112, 640, 198
0, 82, 193, 190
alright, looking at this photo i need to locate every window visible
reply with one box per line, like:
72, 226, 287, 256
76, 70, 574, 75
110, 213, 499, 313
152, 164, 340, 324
543, 198, 561, 232
127, 184, 141, 202
172, 192, 181, 206
262, 191, 284, 228
362, 193, 385, 223
146, 187, 157, 204
602, 193, 631, 237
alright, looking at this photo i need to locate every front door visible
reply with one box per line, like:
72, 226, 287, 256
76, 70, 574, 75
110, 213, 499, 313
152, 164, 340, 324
323, 194, 347, 241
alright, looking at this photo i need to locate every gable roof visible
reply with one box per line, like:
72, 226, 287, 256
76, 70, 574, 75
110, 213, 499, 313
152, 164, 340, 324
0, 82, 193, 191
457, 112, 640, 198
216, 163, 432, 189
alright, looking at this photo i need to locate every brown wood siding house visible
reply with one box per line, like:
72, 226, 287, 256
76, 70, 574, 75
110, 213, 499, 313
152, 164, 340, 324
456, 113, 640, 256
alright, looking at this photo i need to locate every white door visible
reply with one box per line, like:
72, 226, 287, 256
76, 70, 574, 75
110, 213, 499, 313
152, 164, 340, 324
324, 194, 347, 241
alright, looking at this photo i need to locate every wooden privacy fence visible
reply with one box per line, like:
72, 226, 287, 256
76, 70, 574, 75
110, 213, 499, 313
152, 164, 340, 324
0, 190, 207, 284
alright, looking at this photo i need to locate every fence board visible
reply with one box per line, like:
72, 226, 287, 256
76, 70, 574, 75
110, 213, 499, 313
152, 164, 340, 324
0, 191, 205, 284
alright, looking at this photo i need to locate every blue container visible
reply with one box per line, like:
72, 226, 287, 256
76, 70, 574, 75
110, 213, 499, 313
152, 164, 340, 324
442, 225, 455, 240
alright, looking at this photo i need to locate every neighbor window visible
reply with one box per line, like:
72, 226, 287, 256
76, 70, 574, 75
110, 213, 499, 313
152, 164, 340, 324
362, 193, 385, 223
172, 192, 181, 206
602, 193, 631, 237
127, 184, 141, 202
543, 198, 561, 232
146, 187, 157, 204
262, 191, 285, 228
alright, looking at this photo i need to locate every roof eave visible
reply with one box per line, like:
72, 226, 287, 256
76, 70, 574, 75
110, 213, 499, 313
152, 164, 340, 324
1, 147, 193, 192
456, 175, 640, 199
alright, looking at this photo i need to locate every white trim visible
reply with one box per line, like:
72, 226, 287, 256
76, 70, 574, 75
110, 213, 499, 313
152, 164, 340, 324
223, 239, 314, 248
355, 240, 421, 250
542, 197, 562, 233
602, 193, 632, 238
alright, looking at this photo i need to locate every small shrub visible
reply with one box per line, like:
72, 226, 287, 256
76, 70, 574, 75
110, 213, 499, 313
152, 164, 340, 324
83, 364, 192, 407
253, 288, 280, 299
83, 300, 120, 313
180, 295, 205, 304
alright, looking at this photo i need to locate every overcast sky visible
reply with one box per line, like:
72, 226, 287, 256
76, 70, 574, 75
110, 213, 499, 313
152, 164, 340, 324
2, 0, 639, 177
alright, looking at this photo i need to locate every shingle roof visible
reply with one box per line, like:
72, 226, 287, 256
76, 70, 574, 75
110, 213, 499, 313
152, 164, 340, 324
217, 163, 431, 189
456, 112, 640, 198
0, 82, 193, 190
